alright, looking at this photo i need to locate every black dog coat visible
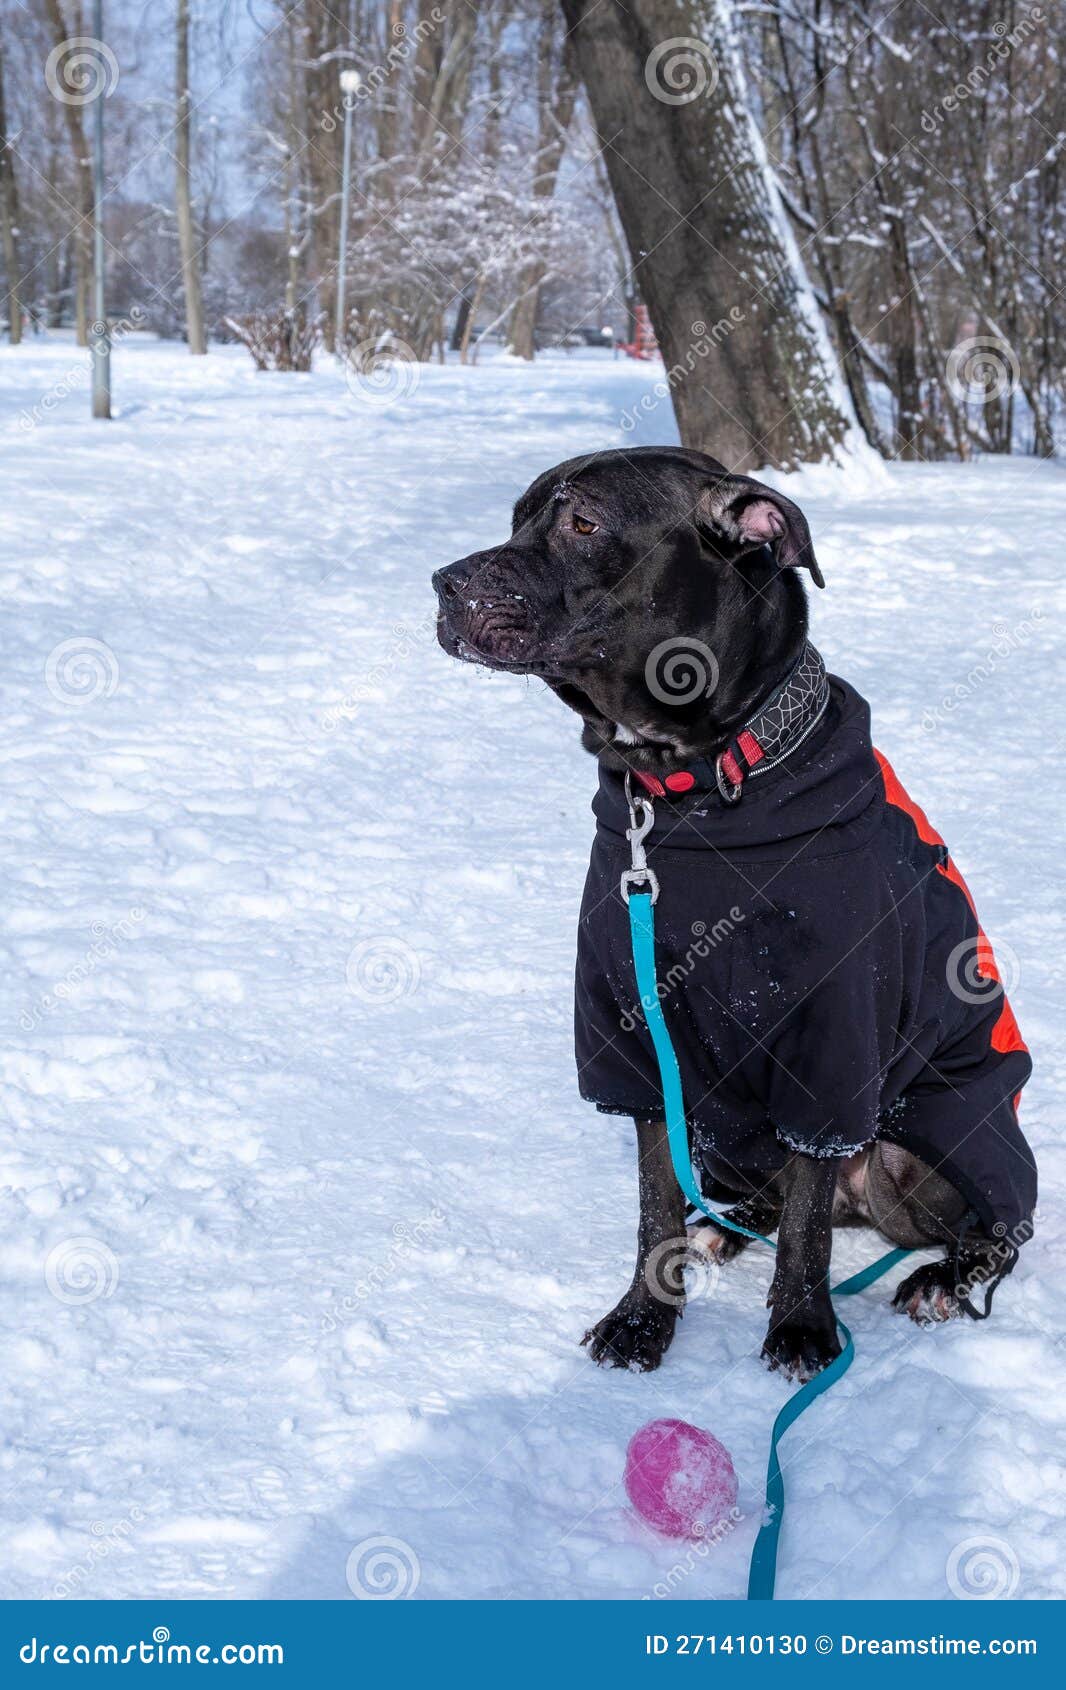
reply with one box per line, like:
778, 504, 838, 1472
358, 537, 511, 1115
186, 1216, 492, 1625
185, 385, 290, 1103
575, 653, 1036, 1238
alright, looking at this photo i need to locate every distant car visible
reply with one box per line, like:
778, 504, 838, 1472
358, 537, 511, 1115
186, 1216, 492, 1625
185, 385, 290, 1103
538, 326, 616, 350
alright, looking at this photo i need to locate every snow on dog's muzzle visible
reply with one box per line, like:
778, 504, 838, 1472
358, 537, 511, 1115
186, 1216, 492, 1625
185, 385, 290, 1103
433, 550, 545, 671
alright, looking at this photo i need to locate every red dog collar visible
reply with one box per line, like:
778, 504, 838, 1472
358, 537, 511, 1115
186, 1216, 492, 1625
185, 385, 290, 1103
632, 645, 830, 805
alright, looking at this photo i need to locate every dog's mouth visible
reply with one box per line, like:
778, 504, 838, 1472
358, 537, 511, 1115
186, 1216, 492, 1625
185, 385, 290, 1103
434, 567, 613, 682
435, 584, 594, 678
436, 608, 549, 674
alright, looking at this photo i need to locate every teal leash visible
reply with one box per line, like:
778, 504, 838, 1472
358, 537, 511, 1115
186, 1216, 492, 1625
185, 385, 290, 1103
622, 797, 909, 1599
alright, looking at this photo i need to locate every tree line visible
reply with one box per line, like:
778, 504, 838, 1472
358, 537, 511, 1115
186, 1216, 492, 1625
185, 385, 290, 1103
0, 0, 1061, 468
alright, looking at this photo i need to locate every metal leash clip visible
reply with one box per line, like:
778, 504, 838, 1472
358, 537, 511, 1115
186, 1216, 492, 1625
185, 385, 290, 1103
620, 772, 660, 904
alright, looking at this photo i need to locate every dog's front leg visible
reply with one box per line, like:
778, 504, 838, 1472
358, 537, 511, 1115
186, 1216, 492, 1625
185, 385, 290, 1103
762, 1152, 842, 1383
583, 1118, 687, 1372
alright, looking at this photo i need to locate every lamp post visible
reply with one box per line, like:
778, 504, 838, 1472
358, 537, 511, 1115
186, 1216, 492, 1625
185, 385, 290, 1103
334, 68, 361, 354
91, 0, 111, 418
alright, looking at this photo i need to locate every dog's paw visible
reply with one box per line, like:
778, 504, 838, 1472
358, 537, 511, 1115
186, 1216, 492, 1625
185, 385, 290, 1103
582, 1293, 678, 1372
761, 1314, 841, 1384
893, 1261, 966, 1326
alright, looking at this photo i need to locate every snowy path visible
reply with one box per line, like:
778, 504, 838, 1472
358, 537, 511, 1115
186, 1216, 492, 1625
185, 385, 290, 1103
0, 339, 1062, 1601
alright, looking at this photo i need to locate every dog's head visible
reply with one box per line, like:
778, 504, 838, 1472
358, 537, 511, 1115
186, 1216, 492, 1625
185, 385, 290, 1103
432, 447, 822, 769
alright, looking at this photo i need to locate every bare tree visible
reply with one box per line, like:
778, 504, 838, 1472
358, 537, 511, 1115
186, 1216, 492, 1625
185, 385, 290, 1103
298, 0, 347, 328
507, 0, 578, 360
559, 0, 852, 469
760, 0, 1063, 460
175, 0, 206, 353
3, 0, 1056, 459
762, 5, 887, 454
415, 0, 477, 168
44, 0, 93, 345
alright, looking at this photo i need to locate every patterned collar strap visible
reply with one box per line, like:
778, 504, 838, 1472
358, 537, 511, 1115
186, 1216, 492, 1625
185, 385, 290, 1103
633, 644, 830, 805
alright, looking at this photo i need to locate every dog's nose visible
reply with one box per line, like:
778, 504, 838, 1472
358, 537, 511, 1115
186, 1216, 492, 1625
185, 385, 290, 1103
431, 568, 456, 602
432, 561, 473, 604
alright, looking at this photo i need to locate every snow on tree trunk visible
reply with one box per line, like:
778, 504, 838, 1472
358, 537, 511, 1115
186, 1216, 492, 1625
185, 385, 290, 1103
176, 0, 206, 356
559, 0, 854, 470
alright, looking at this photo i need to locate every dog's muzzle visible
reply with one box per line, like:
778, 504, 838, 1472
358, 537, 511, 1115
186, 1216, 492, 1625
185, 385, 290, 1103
433, 554, 539, 670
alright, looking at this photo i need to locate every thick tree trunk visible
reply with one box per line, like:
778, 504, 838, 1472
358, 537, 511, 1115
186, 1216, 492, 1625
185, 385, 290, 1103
0, 41, 22, 344
301, 0, 345, 329
176, 0, 206, 354
559, 0, 851, 470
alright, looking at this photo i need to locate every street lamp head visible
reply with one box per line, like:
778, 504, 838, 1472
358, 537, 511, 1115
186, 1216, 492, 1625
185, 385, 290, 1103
339, 69, 362, 95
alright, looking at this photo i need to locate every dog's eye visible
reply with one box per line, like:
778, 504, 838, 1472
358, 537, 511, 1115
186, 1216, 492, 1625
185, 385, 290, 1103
572, 515, 598, 535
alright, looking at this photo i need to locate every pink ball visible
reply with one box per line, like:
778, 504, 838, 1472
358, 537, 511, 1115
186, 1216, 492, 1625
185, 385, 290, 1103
625, 1418, 738, 1541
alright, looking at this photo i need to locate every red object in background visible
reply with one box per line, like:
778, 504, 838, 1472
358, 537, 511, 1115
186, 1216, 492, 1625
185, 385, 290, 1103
620, 303, 659, 361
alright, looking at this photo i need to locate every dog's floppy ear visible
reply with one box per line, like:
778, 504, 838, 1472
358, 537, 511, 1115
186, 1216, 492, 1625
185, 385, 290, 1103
695, 476, 824, 588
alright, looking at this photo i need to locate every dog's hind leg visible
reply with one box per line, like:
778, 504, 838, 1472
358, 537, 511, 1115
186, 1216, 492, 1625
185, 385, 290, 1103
863, 1143, 1020, 1325
864, 1142, 969, 1249
583, 1118, 688, 1372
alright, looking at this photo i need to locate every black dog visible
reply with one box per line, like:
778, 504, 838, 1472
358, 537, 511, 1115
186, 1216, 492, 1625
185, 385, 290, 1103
433, 447, 1035, 1382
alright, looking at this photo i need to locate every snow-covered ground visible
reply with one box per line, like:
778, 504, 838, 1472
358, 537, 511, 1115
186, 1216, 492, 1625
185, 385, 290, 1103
0, 337, 1062, 1602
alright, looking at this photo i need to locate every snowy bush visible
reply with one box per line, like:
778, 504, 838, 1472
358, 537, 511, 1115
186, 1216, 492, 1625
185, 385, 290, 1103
224, 307, 323, 373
